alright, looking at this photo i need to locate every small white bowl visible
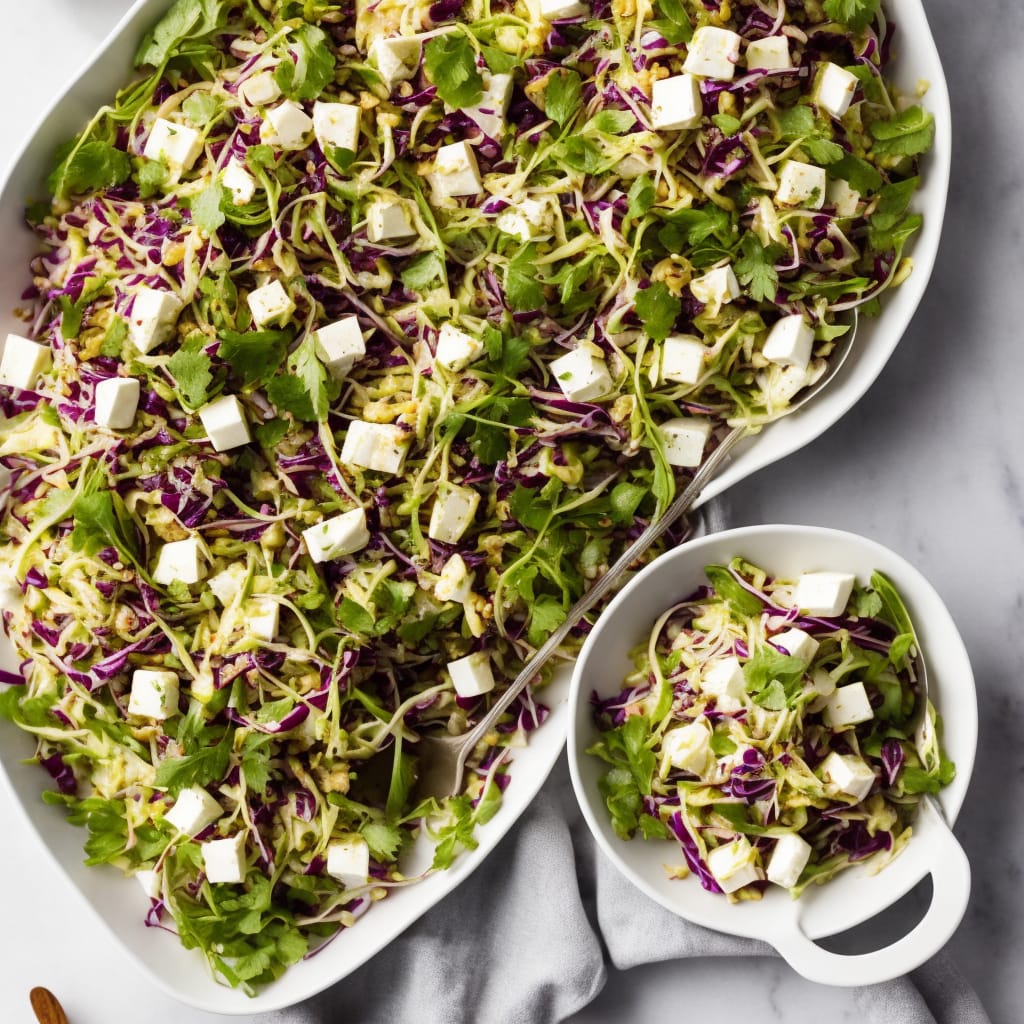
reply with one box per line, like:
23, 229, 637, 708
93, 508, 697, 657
568, 525, 976, 987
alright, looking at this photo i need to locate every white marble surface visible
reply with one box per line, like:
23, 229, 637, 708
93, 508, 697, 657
0, 1, 1011, 1021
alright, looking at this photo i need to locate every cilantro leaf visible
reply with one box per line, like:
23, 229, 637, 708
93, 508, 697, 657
626, 174, 655, 220
267, 375, 315, 422
505, 245, 545, 311
704, 564, 764, 617
100, 316, 128, 357
68, 485, 139, 565
560, 137, 604, 174
424, 33, 483, 108
400, 252, 446, 292
155, 734, 231, 796
182, 91, 221, 125
275, 24, 336, 101
361, 821, 404, 862
712, 114, 742, 135
191, 181, 226, 233
168, 337, 214, 408
527, 594, 566, 646
135, 0, 229, 67
589, 109, 635, 135
734, 233, 782, 303
48, 140, 131, 200
869, 106, 935, 159
823, 0, 881, 31
609, 481, 647, 526
742, 646, 808, 701
218, 328, 291, 386
802, 136, 844, 165
289, 334, 331, 419
634, 281, 681, 342
546, 70, 583, 128
829, 153, 883, 194
654, 0, 694, 42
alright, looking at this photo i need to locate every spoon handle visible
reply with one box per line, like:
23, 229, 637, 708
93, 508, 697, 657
30, 988, 69, 1024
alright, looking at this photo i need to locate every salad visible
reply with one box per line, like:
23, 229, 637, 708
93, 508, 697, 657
0, 0, 931, 992
587, 560, 955, 898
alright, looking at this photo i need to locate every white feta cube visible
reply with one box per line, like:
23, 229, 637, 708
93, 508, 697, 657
540, 0, 588, 18
701, 655, 746, 703
659, 416, 713, 467
260, 100, 314, 150
135, 868, 162, 901
369, 37, 422, 91
766, 833, 812, 888
495, 198, 550, 242
659, 335, 706, 385
435, 323, 484, 373
326, 836, 370, 888
651, 73, 702, 131
690, 264, 741, 313
707, 836, 760, 893
683, 26, 743, 81
773, 627, 819, 662
303, 508, 370, 562
222, 158, 256, 205
152, 537, 205, 586
776, 159, 827, 209
202, 832, 247, 884
435, 553, 473, 603
0, 334, 51, 391
429, 483, 481, 544
815, 62, 859, 120
462, 73, 513, 138
820, 751, 875, 801
239, 70, 282, 106
143, 118, 203, 171
661, 721, 711, 775
827, 179, 860, 218
164, 786, 223, 835
763, 314, 815, 372
447, 650, 496, 698
429, 140, 484, 200
128, 669, 180, 720
340, 420, 410, 475
209, 564, 247, 606
366, 197, 416, 243
127, 287, 183, 354
823, 681, 874, 729
745, 35, 792, 71
794, 571, 856, 617
313, 101, 361, 153
550, 346, 613, 403
313, 316, 366, 379
94, 378, 140, 430
199, 394, 251, 452
247, 279, 295, 328
248, 598, 279, 641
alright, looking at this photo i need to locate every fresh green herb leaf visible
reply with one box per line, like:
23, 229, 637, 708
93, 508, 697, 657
870, 105, 935, 159
653, 0, 693, 42
361, 821, 404, 861
712, 114, 742, 135
734, 233, 782, 303
546, 69, 583, 128
823, 0, 881, 31
704, 564, 764, 617
48, 140, 131, 200
528, 593, 566, 646
400, 252, 446, 292
634, 281, 681, 342
135, 0, 230, 67
589, 109, 636, 135
168, 337, 214, 408
100, 316, 128, 357
505, 245, 545, 311
182, 91, 221, 124
829, 153, 883, 194
275, 24, 336, 101
136, 156, 170, 198
424, 33, 483, 108
560, 137, 604, 174
626, 174, 656, 220
218, 328, 291, 386
155, 734, 231, 796
742, 645, 808, 700
191, 181, 226, 233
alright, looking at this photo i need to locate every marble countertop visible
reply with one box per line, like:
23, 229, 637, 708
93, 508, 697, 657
0, 1, 1012, 1021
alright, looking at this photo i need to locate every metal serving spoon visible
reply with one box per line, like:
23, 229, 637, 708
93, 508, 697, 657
416, 314, 859, 800
30, 987, 69, 1024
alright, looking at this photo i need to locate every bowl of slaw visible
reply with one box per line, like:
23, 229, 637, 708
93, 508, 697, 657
567, 524, 976, 987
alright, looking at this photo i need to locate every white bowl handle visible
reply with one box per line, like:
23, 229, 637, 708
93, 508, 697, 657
770, 798, 970, 987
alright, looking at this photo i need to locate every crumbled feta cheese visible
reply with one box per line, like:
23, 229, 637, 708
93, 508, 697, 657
659, 416, 712, 467
303, 509, 370, 562
94, 377, 140, 430
435, 323, 484, 372
495, 197, 551, 242
690, 264, 741, 313
369, 37, 421, 92
775, 160, 827, 209
248, 598, 279, 641
539, 0, 588, 18
164, 786, 223, 835
815, 62, 859, 120
428, 141, 484, 200
820, 751, 875, 801
763, 314, 815, 372
447, 650, 496, 698
745, 35, 792, 71
208, 564, 247, 606
239, 70, 281, 106
650, 73, 702, 131
326, 836, 370, 888
701, 655, 746, 703
247, 279, 295, 328
128, 669, 180, 720
823, 681, 874, 729
707, 835, 760, 893
340, 420, 410, 475
766, 833, 812, 888
153, 537, 205, 586
136, 869, 162, 901
429, 483, 481, 544
772, 627, 819, 662
222, 158, 256, 205
661, 721, 712, 774
435, 553, 473, 603
462, 72, 513, 138
0, 334, 51, 390
313, 101, 361, 153
659, 334, 707, 385
260, 100, 314, 150
143, 118, 203, 171
794, 571, 856, 617
126, 287, 183, 354
827, 178, 860, 218
202, 832, 247, 884
366, 197, 416, 243
549, 346, 613, 403
683, 26, 743, 81
313, 316, 366, 379
199, 394, 251, 452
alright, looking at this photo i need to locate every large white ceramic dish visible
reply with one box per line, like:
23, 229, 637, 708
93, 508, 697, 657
0, 0, 951, 1013
568, 525, 977, 987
